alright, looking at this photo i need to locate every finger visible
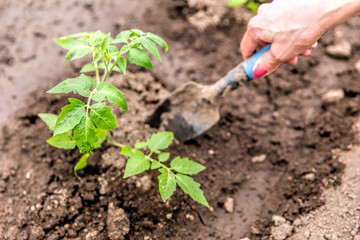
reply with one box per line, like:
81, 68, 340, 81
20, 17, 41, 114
240, 31, 259, 60
286, 56, 298, 65
301, 49, 312, 57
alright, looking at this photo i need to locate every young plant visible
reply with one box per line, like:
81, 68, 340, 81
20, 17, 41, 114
38, 30, 209, 207
227, 0, 264, 13
117, 131, 209, 207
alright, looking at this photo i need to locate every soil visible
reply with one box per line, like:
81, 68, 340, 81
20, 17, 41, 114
1, 0, 360, 240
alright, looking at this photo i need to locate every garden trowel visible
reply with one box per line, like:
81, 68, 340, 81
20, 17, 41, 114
148, 45, 271, 141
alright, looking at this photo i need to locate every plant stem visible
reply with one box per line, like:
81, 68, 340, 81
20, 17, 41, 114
86, 89, 96, 117
108, 141, 125, 148
102, 60, 117, 82
94, 62, 100, 83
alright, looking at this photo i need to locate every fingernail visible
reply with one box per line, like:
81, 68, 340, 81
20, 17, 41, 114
253, 64, 267, 78
304, 49, 311, 57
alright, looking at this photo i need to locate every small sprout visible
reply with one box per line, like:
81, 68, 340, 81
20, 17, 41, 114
328, 178, 335, 183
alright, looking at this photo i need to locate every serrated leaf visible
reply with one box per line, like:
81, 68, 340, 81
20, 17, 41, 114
121, 145, 134, 157
54, 98, 85, 136
120, 45, 130, 55
89, 30, 104, 46
74, 153, 91, 178
47, 74, 93, 97
170, 157, 205, 175
73, 115, 98, 153
38, 113, 58, 131
158, 168, 176, 202
128, 48, 153, 69
131, 29, 143, 36
93, 82, 127, 111
151, 161, 161, 170
112, 30, 131, 44
47, 131, 76, 149
135, 141, 147, 149
87, 76, 97, 87
94, 129, 107, 149
176, 173, 209, 207
158, 152, 170, 162
107, 45, 118, 54
116, 56, 127, 74
100, 33, 111, 52
147, 131, 174, 154
65, 46, 92, 63
90, 103, 117, 130
123, 150, 150, 178
80, 63, 96, 73
140, 38, 161, 62
93, 52, 102, 63
147, 33, 168, 52
54, 38, 84, 50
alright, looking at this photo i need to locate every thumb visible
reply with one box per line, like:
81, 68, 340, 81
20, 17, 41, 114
253, 50, 281, 78
260, 50, 282, 73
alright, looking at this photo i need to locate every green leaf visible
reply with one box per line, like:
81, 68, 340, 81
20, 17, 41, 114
88, 76, 97, 87
74, 153, 91, 178
108, 45, 118, 54
89, 30, 104, 46
140, 38, 161, 62
120, 45, 130, 55
123, 150, 150, 178
158, 168, 176, 202
151, 161, 161, 170
65, 46, 92, 63
93, 52, 102, 63
227, 0, 247, 8
158, 152, 170, 162
90, 103, 117, 130
131, 29, 143, 36
47, 131, 76, 149
135, 141, 147, 149
246, 0, 260, 13
112, 30, 132, 43
54, 98, 85, 136
176, 173, 209, 207
121, 145, 134, 157
93, 82, 127, 111
147, 33, 168, 52
38, 113, 58, 131
94, 129, 107, 149
116, 56, 127, 74
147, 131, 174, 154
80, 63, 96, 73
128, 48, 153, 69
170, 157, 206, 175
47, 74, 93, 97
100, 33, 111, 52
73, 115, 98, 153
54, 38, 84, 50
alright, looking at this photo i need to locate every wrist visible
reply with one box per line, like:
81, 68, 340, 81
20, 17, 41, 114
320, 0, 360, 30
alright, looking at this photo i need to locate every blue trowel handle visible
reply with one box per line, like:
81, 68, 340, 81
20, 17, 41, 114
211, 44, 270, 97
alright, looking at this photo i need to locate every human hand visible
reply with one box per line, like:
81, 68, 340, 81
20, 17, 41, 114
240, 0, 333, 78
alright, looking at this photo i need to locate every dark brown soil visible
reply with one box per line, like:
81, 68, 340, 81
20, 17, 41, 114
1, 0, 360, 240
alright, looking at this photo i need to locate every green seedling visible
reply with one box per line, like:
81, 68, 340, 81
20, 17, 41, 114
227, 0, 264, 13
39, 30, 209, 207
